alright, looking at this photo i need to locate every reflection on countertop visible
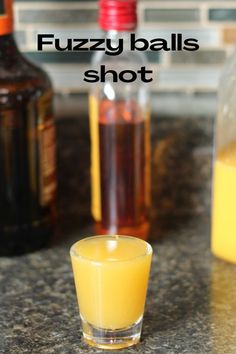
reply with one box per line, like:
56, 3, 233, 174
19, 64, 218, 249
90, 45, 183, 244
1, 114, 235, 353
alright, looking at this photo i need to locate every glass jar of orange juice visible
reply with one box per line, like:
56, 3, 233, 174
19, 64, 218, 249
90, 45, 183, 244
211, 51, 236, 264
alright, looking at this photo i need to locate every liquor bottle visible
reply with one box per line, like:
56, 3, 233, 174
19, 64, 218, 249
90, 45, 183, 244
211, 51, 236, 264
89, 0, 151, 239
0, 0, 57, 255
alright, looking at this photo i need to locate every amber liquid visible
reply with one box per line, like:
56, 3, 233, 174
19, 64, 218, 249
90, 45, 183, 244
92, 98, 150, 239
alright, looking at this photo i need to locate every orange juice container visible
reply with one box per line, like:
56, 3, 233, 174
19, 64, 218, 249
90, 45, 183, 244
211, 52, 236, 264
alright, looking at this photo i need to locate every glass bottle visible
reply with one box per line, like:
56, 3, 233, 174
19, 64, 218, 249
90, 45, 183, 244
89, 0, 151, 240
0, 0, 57, 255
211, 50, 236, 264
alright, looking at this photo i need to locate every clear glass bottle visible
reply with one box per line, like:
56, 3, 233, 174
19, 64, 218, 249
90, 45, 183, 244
0, 0, 57, 255
89, 0, 151, 239
211, 50, 236, 263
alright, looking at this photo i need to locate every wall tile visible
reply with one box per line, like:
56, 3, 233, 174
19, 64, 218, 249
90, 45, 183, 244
222, 26, 236, 44
171, 50, 226, 65
24, 51, 92, 64
43, 64, 90, 92
147, 52, 161, 63
16, 0, 95, 1
24, 50, 161, 65
30, 28, 102, 51
34, 28, 102, 41
209, 9, 236, 22
18, 9, 97, 24
144, 9, 200, 23
155, 67, 221, 90
137, 29, 220, 47
14, 31, 27, 46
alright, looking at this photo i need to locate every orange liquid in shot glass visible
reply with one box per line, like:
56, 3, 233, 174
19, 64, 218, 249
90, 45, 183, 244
71, 236, 152, 330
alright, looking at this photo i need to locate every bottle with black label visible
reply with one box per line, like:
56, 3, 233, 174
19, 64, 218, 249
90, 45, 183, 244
0, 0, 57, 255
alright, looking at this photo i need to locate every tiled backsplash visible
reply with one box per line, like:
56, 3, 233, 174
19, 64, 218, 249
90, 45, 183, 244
14, 0, 236, 96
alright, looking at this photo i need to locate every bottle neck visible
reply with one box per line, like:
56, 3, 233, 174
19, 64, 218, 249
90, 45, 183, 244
105, 30, 133, 40
104, 30, 133, 50
0, 0, 14, 36
0, 34, 19, 63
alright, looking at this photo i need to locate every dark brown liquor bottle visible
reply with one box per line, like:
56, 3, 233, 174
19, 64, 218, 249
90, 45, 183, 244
0, 0, 57, 256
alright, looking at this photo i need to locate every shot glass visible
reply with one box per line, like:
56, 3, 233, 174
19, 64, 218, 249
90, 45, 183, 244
70, 235, 152, 350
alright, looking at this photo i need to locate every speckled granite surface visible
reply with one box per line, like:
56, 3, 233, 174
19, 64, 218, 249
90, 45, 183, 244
1, 219, 236, 354
1, 115, 236, 353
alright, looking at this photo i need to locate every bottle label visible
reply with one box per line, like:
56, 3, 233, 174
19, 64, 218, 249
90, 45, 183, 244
0, 0, 13, 35
0, 90, 56, 210
37, 91, 57, 207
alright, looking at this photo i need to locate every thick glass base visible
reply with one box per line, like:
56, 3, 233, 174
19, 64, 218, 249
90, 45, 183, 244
81, 316, 142, 350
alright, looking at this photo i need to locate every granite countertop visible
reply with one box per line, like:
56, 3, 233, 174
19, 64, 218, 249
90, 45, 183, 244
1, 115, 236, 353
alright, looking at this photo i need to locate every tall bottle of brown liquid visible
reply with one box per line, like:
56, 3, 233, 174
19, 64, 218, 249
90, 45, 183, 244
0, 0, 57, 255
89, 0, 151, 240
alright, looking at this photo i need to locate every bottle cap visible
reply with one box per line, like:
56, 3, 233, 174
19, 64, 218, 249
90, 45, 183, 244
99, 0, 137, 31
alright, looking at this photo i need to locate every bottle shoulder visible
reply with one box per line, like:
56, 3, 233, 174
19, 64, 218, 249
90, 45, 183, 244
0, 46, 51, 95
